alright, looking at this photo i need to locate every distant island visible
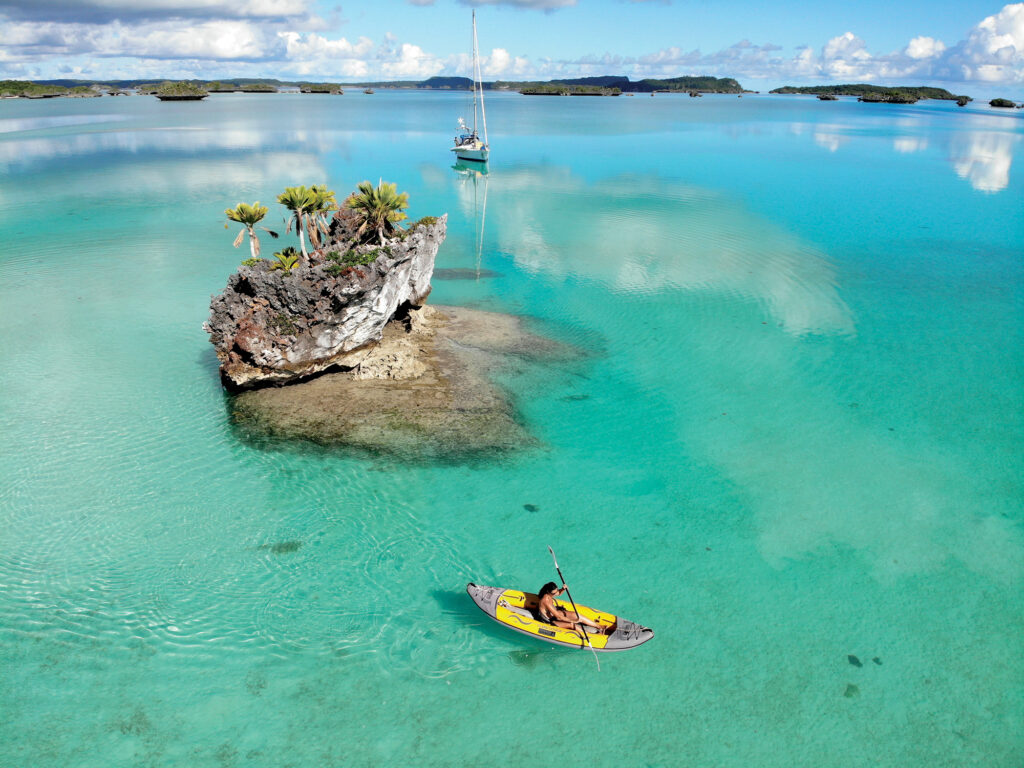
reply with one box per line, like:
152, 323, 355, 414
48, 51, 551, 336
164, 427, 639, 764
518, 84, 622, 96
0, 80, 108, 98
1, 74, 747, 99
203, 81, 239, 93
510, 75, 743, 95
300, 83, 343, 94
153, 81, 208, 101
770, 84, 971, 104
1, 78, 337, 99
3, 76, 988, 106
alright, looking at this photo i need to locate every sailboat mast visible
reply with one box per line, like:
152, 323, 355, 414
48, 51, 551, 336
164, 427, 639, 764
474, 11, 488, 147
471, 9, 478, 137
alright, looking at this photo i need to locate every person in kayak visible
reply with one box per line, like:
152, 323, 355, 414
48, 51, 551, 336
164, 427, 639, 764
536, 582, 608, 633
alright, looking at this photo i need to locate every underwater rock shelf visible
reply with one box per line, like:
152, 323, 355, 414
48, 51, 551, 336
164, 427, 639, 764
230, 305, 573, 458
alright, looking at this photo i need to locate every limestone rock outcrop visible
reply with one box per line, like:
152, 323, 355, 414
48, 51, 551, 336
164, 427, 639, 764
205, 213, 446, 390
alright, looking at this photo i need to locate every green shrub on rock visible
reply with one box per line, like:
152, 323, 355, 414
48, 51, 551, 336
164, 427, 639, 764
270, 247, 300, 273
324, 248, 382, 276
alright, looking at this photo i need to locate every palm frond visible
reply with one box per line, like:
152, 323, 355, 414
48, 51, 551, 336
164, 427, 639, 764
225, 201, 268, 227
344, 180, 410, 244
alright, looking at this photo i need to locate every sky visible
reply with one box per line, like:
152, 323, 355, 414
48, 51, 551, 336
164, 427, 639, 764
1, 0, 1022, 94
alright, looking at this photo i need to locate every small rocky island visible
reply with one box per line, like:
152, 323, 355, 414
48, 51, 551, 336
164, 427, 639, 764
206, 182, 571, 457
770, 84, 971, 104
154, 81, 209, 101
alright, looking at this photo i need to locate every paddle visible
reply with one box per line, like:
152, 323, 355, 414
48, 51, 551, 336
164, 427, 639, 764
548, 545, 601, 672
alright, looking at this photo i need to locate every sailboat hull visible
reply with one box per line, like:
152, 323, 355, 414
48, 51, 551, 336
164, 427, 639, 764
452, 145, 489, 162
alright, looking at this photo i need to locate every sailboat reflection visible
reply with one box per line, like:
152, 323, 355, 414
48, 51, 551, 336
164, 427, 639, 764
452, 161, 489, 279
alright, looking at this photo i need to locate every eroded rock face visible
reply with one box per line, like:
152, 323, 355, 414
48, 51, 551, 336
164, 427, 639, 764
205, 214, 447, 390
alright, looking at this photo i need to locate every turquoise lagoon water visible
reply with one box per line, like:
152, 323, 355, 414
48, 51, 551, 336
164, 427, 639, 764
0, 91, 1021, 766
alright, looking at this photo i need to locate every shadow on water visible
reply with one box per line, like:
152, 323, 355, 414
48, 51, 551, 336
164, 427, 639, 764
431, 588, 564, 664
434, 267, 503, 280
197, 344, 221, 377
432, 587, 477, 620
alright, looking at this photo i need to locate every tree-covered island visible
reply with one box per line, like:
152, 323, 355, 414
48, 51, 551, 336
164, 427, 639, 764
770, 84, 971, 104
3, 74, 751, 97
510, 75, 743, 95
299, 83, 344, 94
204, 81, 239, 92
153, 81, 209, 100
517, 84, 622, 96
0, 81, 103, 98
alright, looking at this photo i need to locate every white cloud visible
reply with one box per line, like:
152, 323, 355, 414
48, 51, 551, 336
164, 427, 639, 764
946, 2, 1024, 82
906, 36, 946, 60
481, 48, 531, 77
624, 4, 1024, 86
379, 43, 442, 78
0, 0, 313, 23
276, 31, 375, 76
119, 21, 270, 59
458, 0, 577, 10
279, 32, 374, 60
822, 31, 870, 62
2, 1, 1023, 87
0, 18, 279, 61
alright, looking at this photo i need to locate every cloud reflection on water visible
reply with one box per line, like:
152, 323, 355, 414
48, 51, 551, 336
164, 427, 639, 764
449, 164, 1021, 585
951, 131, 1018, 192
0, 113, 129, 135
893, 136, 928, 153
790, 113, 1018, 193
0, 126, 334, 174
0, 127, 329, 214
456, 166, 854, 337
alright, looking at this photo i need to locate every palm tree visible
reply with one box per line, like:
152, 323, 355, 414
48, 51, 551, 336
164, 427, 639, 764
225, 202, 278, 260
277, 186, 318, 260
305, 185, 337, 252
345, 180, 409, 245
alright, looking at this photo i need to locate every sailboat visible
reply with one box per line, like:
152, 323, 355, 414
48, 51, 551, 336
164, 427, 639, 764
452, 10, 489, 163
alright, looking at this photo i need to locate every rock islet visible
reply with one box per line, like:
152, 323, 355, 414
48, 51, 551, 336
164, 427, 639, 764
205, 212, 446, 390
207, 206, 574, 457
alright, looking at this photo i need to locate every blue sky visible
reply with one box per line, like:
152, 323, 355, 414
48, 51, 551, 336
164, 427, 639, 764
1, 0, 1022, 94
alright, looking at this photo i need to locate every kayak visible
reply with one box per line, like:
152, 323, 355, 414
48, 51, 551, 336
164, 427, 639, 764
466, 582, 654, 652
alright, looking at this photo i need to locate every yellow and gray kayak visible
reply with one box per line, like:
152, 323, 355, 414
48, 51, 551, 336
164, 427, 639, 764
466, 582, 654, 651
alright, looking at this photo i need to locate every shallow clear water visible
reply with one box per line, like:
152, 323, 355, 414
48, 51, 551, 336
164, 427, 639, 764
1, 91, 1021, 767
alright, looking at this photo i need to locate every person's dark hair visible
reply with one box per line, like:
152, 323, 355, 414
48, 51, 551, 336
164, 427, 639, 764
539, 582, 559, 597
